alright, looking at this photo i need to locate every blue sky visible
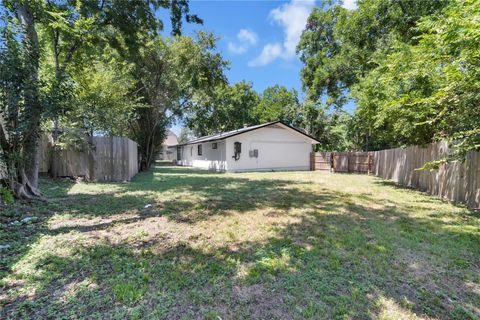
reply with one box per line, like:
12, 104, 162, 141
160, 0, 358, 134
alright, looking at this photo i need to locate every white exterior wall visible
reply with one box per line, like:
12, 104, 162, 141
160, 144, 176, 160
224, 125, 312, 172
177, 140, 227, 171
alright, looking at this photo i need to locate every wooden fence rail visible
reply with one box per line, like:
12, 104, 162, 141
374, 141, 479, 209
311, 151, 373, 173
1, 135, 138, 182
311, 152, 332, 171
311, 143, 479, 209
49, 137, 139, 182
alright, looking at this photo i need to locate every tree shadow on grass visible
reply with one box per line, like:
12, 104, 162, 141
1, 166, 321, 301
373, 179, 480, 215
42, 165, 329, 222
3, 199, 479, 319
2, 165, 479, 319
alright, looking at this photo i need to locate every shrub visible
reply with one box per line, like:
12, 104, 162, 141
0, 186, 14, 205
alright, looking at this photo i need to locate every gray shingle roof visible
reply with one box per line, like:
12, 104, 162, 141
171, 121, 320, 147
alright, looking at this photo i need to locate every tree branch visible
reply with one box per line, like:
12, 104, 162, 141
59, 40, 80, 74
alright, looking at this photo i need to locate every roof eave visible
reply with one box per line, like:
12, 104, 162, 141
169, 120, 321, 147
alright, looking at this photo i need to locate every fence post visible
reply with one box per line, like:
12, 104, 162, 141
367, 152, 372, 174
332, 152, 335, 172
346, 152, 350, 172
310, 152, 315, 171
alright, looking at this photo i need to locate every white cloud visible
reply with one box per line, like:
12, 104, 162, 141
238, 29, 258, 46
270, 0, 315, 58
249, 0, 315, 66
341, 0, 358, 10
227, 28, 258, 55
248, 43, 283, 67
228, 43, 247, 54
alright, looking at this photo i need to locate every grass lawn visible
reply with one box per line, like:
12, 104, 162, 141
1, 163, 479, 319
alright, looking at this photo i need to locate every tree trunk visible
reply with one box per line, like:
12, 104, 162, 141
13, 3, 43, 199
51, 119, 59, 178
25, 141, 40, 188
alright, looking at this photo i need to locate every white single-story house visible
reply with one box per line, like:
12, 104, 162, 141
169, 121, 320, 172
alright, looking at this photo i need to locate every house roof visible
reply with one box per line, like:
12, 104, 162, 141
170, 121, 320, 147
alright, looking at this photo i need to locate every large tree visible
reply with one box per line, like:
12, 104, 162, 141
0, 3, 43, 199
352, 0, 480, 156
66, 50, 136, 137
37, 0, 202, 176
297, 0, 452, 151
177, 127, 194, 144
184, 80, 259, 137
292, 101, 353, 152
131, 33, 228, 170
254, 85, 301, 124
0, 0, 202, 198
297, 0, 448, 105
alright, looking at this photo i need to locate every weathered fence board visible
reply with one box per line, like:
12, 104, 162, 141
39, 135, 52, 173
348, 152, 373, 173
52, 150, 90, 178
374, 142, 479, 209
311, 151, 373, 173
51, 136, 138, 182
1, 136, 138, 182
333, 152, 349, 172
311, 152, 332, 171
1, 135, 52, 178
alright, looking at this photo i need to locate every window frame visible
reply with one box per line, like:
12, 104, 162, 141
212, 142, 217, 149
198, 144, 202, 156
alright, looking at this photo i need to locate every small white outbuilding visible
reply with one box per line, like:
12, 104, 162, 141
170, 121, 320, 172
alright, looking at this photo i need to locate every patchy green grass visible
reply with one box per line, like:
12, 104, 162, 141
1, 163, 479, 319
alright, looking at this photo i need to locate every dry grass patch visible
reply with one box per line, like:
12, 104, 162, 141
1, 164, 479, 319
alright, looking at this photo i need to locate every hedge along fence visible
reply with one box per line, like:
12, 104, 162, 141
374, 141, 480, 210
48, 136, 139, 182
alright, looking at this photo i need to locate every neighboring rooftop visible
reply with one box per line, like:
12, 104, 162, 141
164, 130, 178, 146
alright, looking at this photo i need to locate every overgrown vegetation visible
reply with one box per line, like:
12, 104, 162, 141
184, 82, 354, 151
1, 164, 478, 319
0, 3, 43, 199
2, 0, 479, 199
0, 0, 208, 197
0, 186, 14, 205
1, 1, 478, 317
298, 0, 480, 154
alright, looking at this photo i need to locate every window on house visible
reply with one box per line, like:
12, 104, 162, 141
190, 146, 193, 156
198, 144, 202, 156
212, 142, 217, 149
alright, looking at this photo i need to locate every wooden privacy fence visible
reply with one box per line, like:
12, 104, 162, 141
0, 136, 51, 180
43, 136, 138, 182
310, 152, 332, 171
311, 151, 374, 173
374, 141, 480, 209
